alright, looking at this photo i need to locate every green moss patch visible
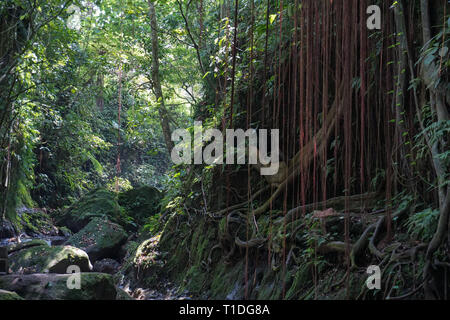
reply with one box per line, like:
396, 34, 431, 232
8, 244, 92, 274
118, 186, 163, 225
56, 188, 128, 232
66, 217, 128, 262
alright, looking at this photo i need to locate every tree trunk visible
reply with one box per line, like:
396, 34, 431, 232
148, 0, 174, 154
96, 73, 104, 112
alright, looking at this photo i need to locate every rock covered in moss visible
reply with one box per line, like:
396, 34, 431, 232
0, 273, 117, 300
116, 236, 163, 289
8, 244, 92, 274
118, 186, 163, 225
56, 189, 126, 232
16, 207, 59, 237
0, 289, 24, 300
65, 217, 127, 262
133, 235, 163, 269
7, 239, 49, 254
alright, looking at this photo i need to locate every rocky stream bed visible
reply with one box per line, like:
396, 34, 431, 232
0, 187, 190, 300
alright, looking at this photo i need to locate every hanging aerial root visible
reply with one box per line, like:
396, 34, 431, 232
252, 92, 345, 217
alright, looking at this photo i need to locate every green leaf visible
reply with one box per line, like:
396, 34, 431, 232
269, 14, 277, 25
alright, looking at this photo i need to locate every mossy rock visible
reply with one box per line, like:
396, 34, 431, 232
66, 217, 128, 262
118, 186, 163, 225
7, 239, 49, 254
133, 236, 161, 267
0, 289, 24, 300
117, 235, 164, 288
16, 208, 59, 237
56, 189, 128, 232
0, 273, 117, 300
8, 245, 92, 274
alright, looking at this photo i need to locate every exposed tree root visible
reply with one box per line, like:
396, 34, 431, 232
278, 192, 379, 225
350, 223, 376, 268
250, 93, 344, 217
318, 241, 350, 255
211, 185, 271, 218
235, 237, 266, 248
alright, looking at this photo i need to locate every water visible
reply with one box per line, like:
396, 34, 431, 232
0, 236, 66, 248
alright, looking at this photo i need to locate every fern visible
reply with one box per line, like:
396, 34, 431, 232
405, 208, 439, 242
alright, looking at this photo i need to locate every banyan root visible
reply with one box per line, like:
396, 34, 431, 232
351, 205, 410, 267
276, 192, 379, 226
368, 216, 385, 259
211, 185, 270, 218
350, 223, 376, 268
207, 244, 223, 265
318, 241, 351, 255
235, 236, 267, 248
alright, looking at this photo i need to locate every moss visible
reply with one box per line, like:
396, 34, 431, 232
0, 290, 24, 300
66, 217, 128, 261
7, 239, 49, 254
285, 263, 313, 299
0, 273, 117, 300
209, 260, 245, 299
14, 208, 57, 237
118, 186, 163, 225
56, 188, 128, 232
8, 245, 92, 273
184, 265, 207, 294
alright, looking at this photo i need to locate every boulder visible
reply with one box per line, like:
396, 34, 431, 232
0, 289, 24, 300
118, 186, 163, 225
16, 207, 59, 237
0, 273, 117, 300
7, 239, 49, 254
93, 258, 120, 274
117, 235, 164, 288
65, 217, 127, 262
8, 245, 92, 274
56, 189, 125, 232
